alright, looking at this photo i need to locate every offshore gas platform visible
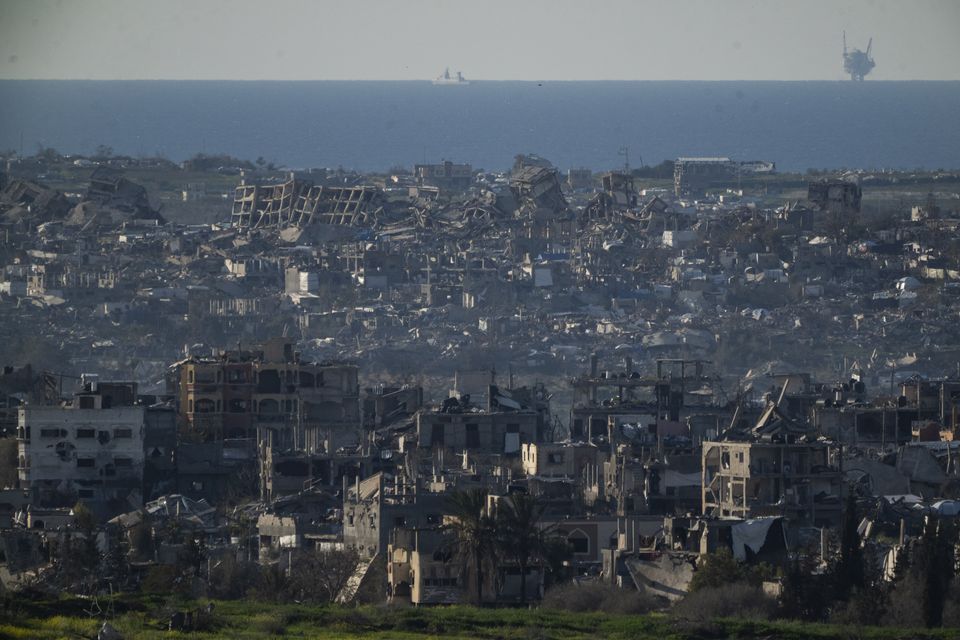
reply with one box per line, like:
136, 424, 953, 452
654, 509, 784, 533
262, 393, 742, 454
843, 31, 875, 81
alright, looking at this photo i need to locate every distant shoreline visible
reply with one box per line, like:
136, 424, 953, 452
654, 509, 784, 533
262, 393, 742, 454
2, 80, 958, 173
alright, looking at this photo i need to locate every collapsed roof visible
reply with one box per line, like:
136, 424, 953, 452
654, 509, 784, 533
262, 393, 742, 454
0, 179, 72, 227
509, 166, 567, 215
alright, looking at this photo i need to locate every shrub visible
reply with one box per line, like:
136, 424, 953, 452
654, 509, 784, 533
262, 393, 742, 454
287, 548, 361, 603
541, 581, 662, 614
671, 581, 776, 631
830, 586, 889, 627
942, 581, 960, 628
780, 556, 832, 621
140, 565, 185, 595
688, 548, 775, 592
191, 609, 226, 632
247, 563, 290, 603
883, 575, 926, 628
71, 501, 97, 533
207, 554, 260, 600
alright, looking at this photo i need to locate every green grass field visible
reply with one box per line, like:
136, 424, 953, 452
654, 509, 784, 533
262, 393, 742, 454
1, 596, 958, 640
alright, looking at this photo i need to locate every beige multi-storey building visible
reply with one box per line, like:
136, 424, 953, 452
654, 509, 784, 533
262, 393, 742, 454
701, 439, 843, 526
176, 337, 360, 451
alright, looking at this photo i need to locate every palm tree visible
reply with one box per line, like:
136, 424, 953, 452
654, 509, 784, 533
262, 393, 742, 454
497, 492, 551, 604
445, 489, 498, 604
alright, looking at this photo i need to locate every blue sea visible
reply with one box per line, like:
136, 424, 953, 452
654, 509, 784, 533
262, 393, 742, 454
1, 80, 959, 173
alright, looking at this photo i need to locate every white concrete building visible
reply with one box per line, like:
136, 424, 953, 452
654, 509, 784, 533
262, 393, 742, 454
17, 405, 145, 507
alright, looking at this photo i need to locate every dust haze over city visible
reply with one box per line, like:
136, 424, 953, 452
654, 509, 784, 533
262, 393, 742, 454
2, 1, 960, 637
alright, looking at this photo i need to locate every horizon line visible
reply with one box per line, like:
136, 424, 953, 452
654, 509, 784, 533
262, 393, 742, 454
2, 77, 960, 83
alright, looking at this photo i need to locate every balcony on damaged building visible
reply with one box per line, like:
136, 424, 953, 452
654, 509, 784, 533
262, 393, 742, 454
701, 406, 843, 527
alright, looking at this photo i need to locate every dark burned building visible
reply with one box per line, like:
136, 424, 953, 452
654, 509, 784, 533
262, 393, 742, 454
259, 443, 366, 504
808, 179, 862, 214
86, 166, 159, 218
673, 157, 775, 195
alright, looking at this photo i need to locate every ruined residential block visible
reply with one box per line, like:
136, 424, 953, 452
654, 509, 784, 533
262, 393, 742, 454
509, 166, 567, 214
521, 441, 600, 479
176, 337, 360, 450
673, 157, 774, 195
231, 178, 385, 229
807, 179, 862, 214
701, 440, 843, 526
414, 161, 473, 192
415, 409, 539, 455
17, 404, 145, 510
342, 472, 447, 559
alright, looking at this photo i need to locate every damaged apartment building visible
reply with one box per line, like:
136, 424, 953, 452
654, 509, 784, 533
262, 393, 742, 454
673, 157, 775, 195
175, 337, 359, 449
16, 377, 154, 518
173, 337, 362, 504
570, 355, 716, 444
231, 174, 399, 229
414, 161, 474, 192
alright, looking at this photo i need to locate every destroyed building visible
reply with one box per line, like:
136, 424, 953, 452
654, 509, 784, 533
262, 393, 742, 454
570, 356, 714, 443
80, 166, 164, 223
808, 178, 862, 214
388, 522, 544, 605
342, 472, 449, 559
415, 398, 540, 455
566, 167, 593, 191
363, 385, 423, 430
414, 161, 474, 192
231, 176, 394, 228
259, 442, 366, 504
701, 421, 844, 527
673, 157, 774, 195
16, 377, 145, 515
509, 166, 567, 216
175, 337, 360, 452
387, 526, 467, 605
0, 365, 58, 437
0, 179, 72, 230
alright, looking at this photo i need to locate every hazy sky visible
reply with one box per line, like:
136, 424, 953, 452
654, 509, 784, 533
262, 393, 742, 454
1, 0, 959, 81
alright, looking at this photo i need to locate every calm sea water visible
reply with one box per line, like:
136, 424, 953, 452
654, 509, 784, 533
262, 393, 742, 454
1, 80, 958, 173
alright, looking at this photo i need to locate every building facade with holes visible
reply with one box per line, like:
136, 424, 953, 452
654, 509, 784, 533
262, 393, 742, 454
17, 404, 145, 513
